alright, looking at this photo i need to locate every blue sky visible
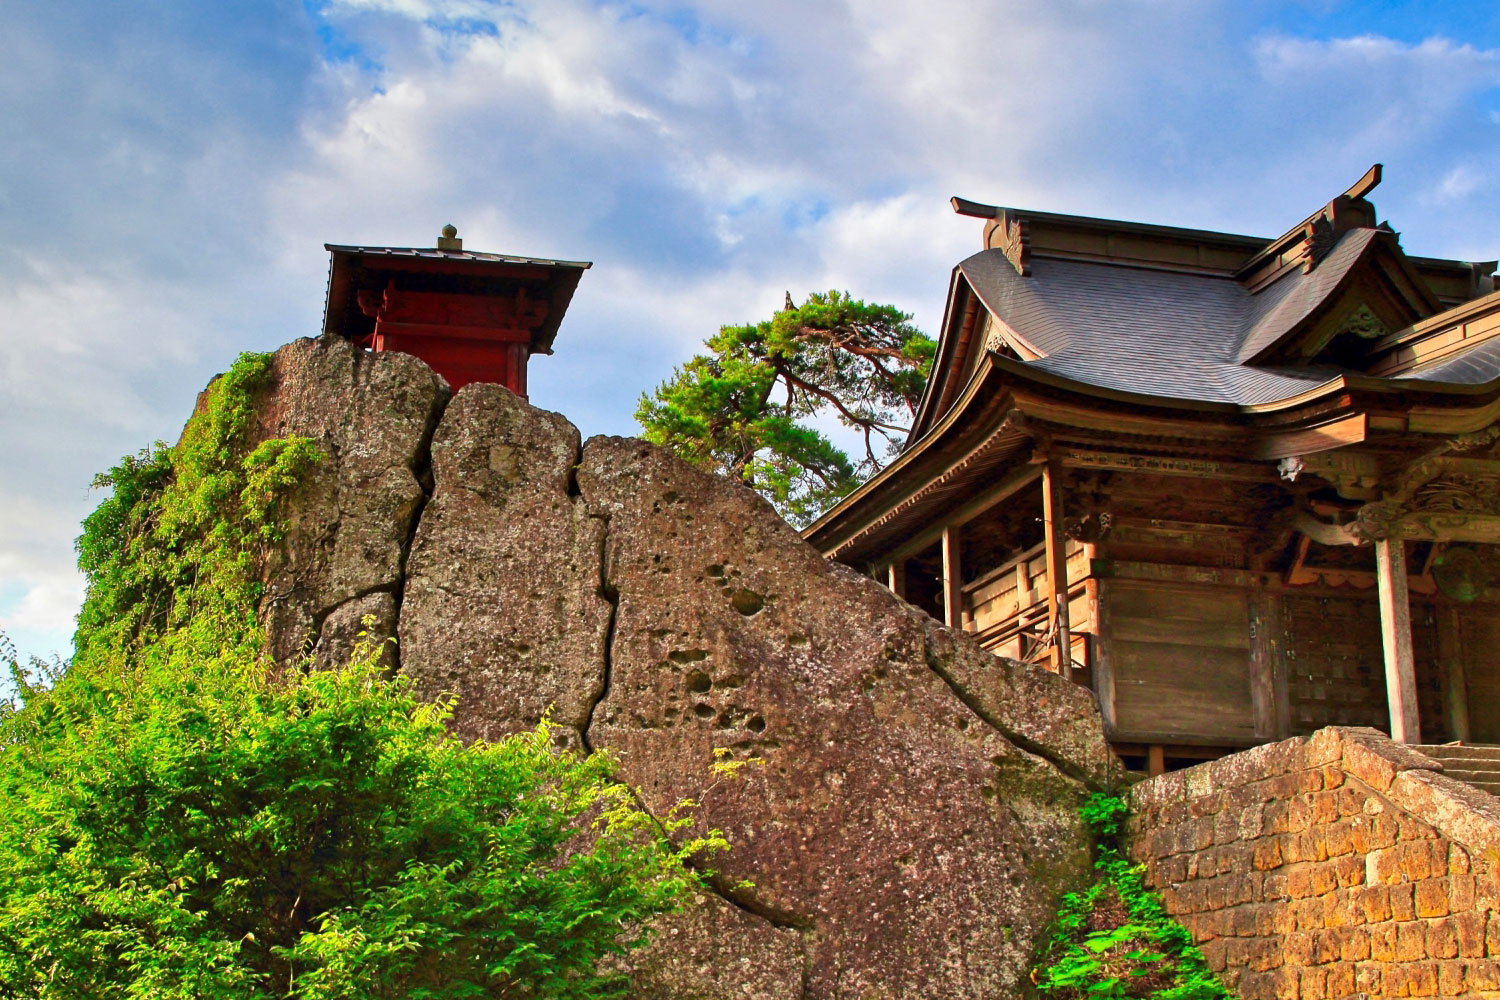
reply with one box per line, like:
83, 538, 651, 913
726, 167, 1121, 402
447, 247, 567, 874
2, 0, 1499, 674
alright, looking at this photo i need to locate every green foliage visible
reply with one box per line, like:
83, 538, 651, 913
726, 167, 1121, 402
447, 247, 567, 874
0, 638, 720, 999
1034, 794, 1229, 1000
637, 291, 935, 526
1, 350, 717, 998
72, 351, 320, 667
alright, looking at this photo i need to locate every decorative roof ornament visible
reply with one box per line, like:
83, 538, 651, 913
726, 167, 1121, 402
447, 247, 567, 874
994, 209, 1031, 277
1303, 213, 1337, 273
437, 224, 462, 251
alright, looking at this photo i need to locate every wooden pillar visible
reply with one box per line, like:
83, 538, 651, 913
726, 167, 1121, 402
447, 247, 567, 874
1375, 537, 1422, 744
1147, 745, 1165, 778
941, 524, 963, 630
1088, 577, 1116, 731
886, 560, 907, 601
1249, 589, 1277, 739
1042, 461, 1073, 679
1438, 606, 1470, 743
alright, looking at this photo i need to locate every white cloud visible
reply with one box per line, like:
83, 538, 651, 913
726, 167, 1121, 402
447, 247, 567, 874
5, 0, 1500, 658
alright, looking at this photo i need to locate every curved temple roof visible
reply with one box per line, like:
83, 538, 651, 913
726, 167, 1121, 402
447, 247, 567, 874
806, 169, 1500, 560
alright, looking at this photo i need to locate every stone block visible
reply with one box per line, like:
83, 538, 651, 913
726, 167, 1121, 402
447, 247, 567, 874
1407, 959, 1438, 996
1255, 838, 1286, 872
1396, 921, 1427, 961
1355, 959, 1384, 995
1425, 916, 1459, 959
1414, 878, 1450, 919
1265, 799, 1293, 836
1369, 922, 1397, 962
1359, 885, 1392, 924
1367, 848, 1402, 886
1454, 909, 1486, 957
1335, 855, 1365, 888
1390, 884, 1416, 922
1286, 930, 1315, 965
1305, 727, 1346, 768
1314, 928, 1342, 964
1468, 957, 1500, 990
1339, 786, 1369, 818
1450, 872, 1475, 911
1398, 841, 1435, 882
1325, 820, 1354, 858
1437, 958, 1467, 997
1325, 961, 1355, 998
1311, 863, 1339, 897
1338, 925, 1371, 962
1290, 796, 1315, 833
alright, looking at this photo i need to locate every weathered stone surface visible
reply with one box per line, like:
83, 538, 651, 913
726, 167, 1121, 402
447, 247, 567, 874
248, 336, 448, 665
622, 892, 805, 1000
578, 436, 1099, 999
312, 591, 397, 671
399, 384, 610, 744
227, 342, 1119, 999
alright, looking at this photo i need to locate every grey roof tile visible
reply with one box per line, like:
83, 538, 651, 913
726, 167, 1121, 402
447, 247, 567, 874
955, 229, 1477, 406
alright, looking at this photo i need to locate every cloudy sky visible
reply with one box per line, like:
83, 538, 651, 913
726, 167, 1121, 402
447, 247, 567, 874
2, 0, 1499, 666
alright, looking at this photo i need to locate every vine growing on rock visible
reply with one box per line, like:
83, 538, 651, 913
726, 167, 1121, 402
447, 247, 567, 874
0, 351, 720, 999
1033, 793, 1229, 1000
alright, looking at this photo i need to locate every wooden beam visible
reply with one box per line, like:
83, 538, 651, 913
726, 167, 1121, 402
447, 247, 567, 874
941, 524, 964, 630
886, 560, 907, 601
1375, 538, 1421, 744
1042, 461, 1073, 679
884, 464, 1043, 565
1147, 745, 1166, 778
1438, 606, 1470, 743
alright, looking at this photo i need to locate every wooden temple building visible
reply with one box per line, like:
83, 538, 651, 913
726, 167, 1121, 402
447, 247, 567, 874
803, 166, 1500, 773
322, 225, 590, 394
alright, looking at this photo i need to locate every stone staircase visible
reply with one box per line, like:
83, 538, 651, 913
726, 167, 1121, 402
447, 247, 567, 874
1412, 743, 1500, 797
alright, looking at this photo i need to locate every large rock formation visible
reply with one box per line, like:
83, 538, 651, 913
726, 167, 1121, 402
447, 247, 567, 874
239, 336, 1116, 999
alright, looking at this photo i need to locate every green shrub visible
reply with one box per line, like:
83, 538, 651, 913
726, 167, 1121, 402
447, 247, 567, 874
0, 350, 717, 998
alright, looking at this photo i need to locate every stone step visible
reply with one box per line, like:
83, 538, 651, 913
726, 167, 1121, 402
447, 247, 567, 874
1413, 743, 1500, 762
1411, 745, 1500, 800
1443, 768, 1500, 785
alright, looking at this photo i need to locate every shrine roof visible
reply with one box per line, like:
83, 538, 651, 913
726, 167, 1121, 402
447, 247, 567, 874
915, 169, 1499, 437
323, 244, 591, 270
956, 243, 1368, 405
322, 238, 591, 356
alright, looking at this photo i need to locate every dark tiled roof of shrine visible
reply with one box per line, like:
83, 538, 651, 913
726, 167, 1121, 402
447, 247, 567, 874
956, 229, 1389, 406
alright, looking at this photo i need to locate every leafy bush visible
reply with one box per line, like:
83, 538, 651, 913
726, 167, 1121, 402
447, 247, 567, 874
0, 350, 717, 998
1033, 794, 1228, 1000
0, 637, 715, 999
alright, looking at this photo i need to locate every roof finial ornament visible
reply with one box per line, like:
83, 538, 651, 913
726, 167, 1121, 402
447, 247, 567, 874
437, 224, 462, 251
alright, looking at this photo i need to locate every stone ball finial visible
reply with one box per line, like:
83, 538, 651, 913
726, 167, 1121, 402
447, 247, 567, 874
442, 224, 458, 239
436, 224, 462, 251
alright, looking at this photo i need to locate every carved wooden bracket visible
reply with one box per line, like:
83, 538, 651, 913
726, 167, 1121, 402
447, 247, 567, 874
991, 209, 1031, 277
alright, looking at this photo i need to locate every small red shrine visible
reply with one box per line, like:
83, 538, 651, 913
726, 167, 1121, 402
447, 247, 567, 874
321, 226, 591, 393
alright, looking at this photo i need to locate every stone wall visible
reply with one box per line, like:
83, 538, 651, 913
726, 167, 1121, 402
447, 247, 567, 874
1127, 727, 1500, 999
